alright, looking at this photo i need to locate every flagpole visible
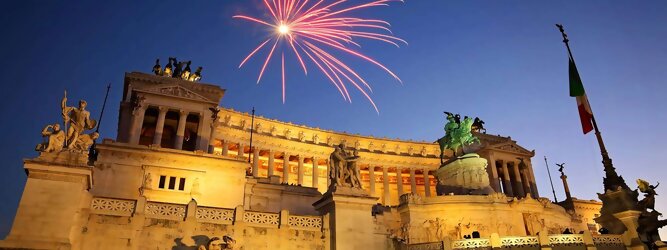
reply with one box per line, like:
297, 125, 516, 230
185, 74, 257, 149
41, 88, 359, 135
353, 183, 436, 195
544, 156, 558, 203
555, 24, 629, 191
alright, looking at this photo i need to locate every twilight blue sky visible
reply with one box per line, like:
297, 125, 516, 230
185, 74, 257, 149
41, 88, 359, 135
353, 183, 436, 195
1, 1, 666, 238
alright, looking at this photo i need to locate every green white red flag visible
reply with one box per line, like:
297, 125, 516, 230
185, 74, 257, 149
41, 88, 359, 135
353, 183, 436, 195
569, 58, 594, 134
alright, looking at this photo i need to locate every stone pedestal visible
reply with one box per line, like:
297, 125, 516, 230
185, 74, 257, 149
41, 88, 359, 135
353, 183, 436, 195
313, 185, 382, 250
434, 153, 494, 195
595, 187, 639, 234
613, 210, 648, 250
0, 150, 93, 249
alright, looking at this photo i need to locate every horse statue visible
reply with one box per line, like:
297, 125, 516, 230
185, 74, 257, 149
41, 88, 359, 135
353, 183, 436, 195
437, 114, 480, 164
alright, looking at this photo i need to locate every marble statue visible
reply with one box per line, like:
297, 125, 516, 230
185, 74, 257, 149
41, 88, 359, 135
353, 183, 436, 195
35, 123, 65, 153
328, 143, 362, 189
61, 91, 97, 149
437, 112, 480, 162
72, 132, 99, 151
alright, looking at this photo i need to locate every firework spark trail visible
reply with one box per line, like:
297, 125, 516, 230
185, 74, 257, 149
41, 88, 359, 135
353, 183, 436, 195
234, 0, 405, 112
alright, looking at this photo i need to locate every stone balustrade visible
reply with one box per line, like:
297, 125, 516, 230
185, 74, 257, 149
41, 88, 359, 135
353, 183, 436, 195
400, 232, 628, 250
88, 197, 322, 230
90, 197, 136, 217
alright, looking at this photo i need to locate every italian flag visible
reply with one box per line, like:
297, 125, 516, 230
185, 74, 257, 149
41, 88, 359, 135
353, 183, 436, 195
569, 58, 594, 134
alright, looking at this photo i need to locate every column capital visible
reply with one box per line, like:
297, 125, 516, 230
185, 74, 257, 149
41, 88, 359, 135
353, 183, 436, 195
179, 109, 188, 116
158, 106, 169, 113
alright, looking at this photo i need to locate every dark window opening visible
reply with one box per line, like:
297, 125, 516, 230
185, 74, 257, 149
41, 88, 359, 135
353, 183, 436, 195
168, 176, 176, 190
158, 175, 166, 189
178, 178, 186, 191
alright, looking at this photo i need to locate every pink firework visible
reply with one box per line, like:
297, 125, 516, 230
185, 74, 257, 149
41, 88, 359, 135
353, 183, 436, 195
234, 0, 406, 112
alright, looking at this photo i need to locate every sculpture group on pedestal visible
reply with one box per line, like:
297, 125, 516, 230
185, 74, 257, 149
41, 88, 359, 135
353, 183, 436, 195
436, 112, 481, 162
328, 143, 362, 189
153, 57, 203, 82
635, 179, 667, 247
35, 91, 98, 153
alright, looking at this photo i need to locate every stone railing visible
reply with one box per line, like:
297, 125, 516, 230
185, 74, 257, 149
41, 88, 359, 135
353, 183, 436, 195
405, 232, 629, 250
592, 234, 624, 247
548, 234, 585, 246
90, 197, 136, 216
500, 236, 539, 247
407, 242, 444, 250
243, 211, 280, 227
452, 238, 490, 249
87, 197, 321, 230
287, 215, 322, 230
145, 202, 187, 220
196, 206, 235, 224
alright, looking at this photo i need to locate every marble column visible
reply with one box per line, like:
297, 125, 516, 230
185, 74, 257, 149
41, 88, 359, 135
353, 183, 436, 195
208, 119, 218, 154
410, 168, 417, 194
512, 161, 525, 198
526, 160, 539, 198
368, 166, 376, 196
267, 150, 275, 176
252, 147, 260, 177
396, 167, 404, 196
152, 107, 168, 146
221, 140, 229, 156
423, 168, 431, 197
174, 110, 188, 150
487, 152, 500, 192
297, 155, 304, 185
129, 106, 147, 144
500, 160, 514, 197
283, 153, 290, 184
238, 143, 245, 160
311, 156, 319, 188
326, 159, 331, 187
521, 169, 532, 197
382, 167, 390, 205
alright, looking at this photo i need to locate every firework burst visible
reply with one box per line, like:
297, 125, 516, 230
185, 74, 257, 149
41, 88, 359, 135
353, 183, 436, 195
234, 0, 406, 112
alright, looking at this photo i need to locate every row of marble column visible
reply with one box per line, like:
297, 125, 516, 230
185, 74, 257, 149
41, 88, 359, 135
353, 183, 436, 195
486, 153, 539, 198
128, 106, 200, 150
217, 140, 435, 203
368, 166, 433, 204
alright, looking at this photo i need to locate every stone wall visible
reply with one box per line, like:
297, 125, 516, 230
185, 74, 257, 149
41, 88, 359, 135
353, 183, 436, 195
79, 197, 326, 249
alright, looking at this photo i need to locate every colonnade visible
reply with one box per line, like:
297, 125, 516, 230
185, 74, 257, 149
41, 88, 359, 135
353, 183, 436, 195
127, 105, 204, 151
485, 152, 539, 199
214, 140, 437, 206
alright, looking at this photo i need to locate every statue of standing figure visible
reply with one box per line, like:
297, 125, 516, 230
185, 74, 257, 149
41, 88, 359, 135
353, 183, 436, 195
61, 90, 97, 149
328, 143, 362, 189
